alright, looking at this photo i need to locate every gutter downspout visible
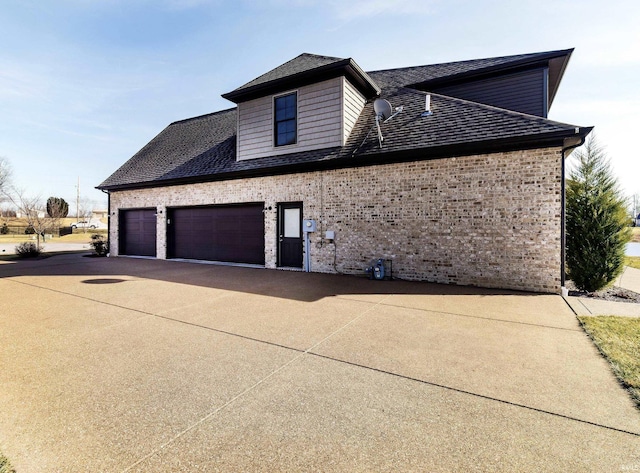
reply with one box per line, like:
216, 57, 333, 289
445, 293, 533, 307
100, 189, 110, 256
561, 129, 588, 295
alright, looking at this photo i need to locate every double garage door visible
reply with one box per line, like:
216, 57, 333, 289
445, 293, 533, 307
167, 204, 265, 265
120, 205, 265, 264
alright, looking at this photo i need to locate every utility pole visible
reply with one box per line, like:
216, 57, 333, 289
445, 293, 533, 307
76, 176, 80, 224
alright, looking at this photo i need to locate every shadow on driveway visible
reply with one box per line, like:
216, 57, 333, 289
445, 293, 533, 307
0, 253, 537, 303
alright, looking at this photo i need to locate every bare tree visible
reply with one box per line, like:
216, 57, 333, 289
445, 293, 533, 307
0, 157, 14, 234
5, 187, 60, 250
0, 157, 13, 210
0, 204, 17, 233
631, 193, 640, 225
76, 196, 95, 232
0, 157, 11, 194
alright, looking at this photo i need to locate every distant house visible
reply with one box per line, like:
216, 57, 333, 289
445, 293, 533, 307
98, 49, 591, 293
92, 209, 108, 220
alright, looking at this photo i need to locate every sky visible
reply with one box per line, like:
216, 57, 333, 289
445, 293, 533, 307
1, 0, 639, 214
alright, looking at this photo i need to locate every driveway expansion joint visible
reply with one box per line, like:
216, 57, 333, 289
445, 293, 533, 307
119, 293, 395, 472
6, 277, 638, 440
307, 352, 640, 438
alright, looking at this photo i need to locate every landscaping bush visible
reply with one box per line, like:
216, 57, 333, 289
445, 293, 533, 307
90, 234, 109, 256
15, 241, 41, 258
566, 136, 631, 292
24, 225, 35, 235
0, 224, 7, 235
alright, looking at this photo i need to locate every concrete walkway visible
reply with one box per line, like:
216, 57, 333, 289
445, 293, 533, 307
565, 266, 640, 317
0, 255, 639, 472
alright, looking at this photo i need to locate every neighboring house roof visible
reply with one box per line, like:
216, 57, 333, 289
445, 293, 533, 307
99, 49, 590, 191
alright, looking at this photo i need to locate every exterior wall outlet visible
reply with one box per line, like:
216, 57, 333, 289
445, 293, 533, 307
325, 230, 335, 240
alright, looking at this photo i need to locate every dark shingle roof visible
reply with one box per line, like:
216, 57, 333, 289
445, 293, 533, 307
346, 88, 584, 158
368, 49, 573, 91
100, 109, 237, 189
99, 89, 588, 190
231, 53, 344, 92
222, 53, 380, 103
99, 48, 589, 191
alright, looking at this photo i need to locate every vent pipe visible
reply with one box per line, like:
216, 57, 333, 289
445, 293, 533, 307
421, 94, 433, 117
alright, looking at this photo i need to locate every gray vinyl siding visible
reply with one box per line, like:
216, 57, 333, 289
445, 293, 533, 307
237, 96, 272, 160
237, 77, 343, 161
343, 77, 366, 144
433, 68, 548, 117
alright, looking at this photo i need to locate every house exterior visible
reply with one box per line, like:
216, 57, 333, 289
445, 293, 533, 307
98, 49, 591, 293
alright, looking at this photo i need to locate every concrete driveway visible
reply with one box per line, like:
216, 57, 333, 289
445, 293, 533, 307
0, 254, 639, 472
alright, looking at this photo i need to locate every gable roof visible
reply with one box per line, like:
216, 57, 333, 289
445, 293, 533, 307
222, 53, 380, 103
99, 48, 590, 191
230, 53, 343, 91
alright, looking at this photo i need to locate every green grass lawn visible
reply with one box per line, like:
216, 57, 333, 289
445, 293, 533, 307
625, 256, 640, 270
578, 316, 640, 407
0, 233, 95, 244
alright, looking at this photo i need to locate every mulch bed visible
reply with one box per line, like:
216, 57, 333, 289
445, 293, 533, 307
566, 280, 640, 304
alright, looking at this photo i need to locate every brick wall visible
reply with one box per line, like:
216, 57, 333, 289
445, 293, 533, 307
109, 147, 563, 293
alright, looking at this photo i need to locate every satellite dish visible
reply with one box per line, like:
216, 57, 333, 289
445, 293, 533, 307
373, 99, 393, 121
351, 98, 404, 156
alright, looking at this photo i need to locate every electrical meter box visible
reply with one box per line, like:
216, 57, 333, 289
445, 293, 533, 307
302, 219, 316, 232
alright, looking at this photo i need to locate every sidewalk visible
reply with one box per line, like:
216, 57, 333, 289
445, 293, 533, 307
564, 266, 640, 317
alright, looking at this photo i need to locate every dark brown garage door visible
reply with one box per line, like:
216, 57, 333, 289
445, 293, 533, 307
119, 209, 157, 257
168, 204, 264, 265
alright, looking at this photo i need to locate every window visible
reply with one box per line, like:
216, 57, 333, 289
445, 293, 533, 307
274, 92, 297, 146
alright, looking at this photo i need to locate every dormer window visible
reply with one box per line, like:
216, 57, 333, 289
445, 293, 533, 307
274, 92, 297, 146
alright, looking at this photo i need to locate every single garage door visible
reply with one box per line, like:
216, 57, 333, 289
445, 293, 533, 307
168, 204, 264, 265
119, 209, 157, 257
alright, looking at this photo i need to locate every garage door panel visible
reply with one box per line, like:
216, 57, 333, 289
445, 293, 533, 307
169, 205, 264, 265
120, 209, 157, 257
